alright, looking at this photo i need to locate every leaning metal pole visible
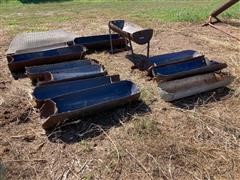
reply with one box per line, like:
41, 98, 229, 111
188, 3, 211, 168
203, 0, 240, 41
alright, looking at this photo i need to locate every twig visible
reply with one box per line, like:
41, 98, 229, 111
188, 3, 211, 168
125, 149, 153, 180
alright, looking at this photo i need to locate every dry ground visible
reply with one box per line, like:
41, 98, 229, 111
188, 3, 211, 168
0, 13, 240, 180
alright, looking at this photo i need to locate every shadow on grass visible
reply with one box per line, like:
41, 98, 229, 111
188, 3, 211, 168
18, 0, 72, 4
171, 87, 234, 110
125, 54, 150, 71
46, 100, 151, 144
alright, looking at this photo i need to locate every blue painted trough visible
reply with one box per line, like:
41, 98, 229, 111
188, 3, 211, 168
33, 75, 120, 108
7, 45, 86, 72
34, 64, 107, 85
74, 34, 127, 52
40, 80, 140, 129
148, 50, 202, 67
25, 59, 97, 81
152, 56, 227, 81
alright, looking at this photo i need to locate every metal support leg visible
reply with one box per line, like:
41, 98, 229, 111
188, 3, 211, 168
147, 42, 150, 58
129, 39, 134, 54
109, 28, 113, 54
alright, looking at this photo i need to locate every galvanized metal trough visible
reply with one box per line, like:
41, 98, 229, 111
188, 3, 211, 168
109, 20, 153, 57
40, 80, 140, 129
33, 75, 120, 108
33, 64, 107, 85
7, 45, 86, 72
152, 56, 227, 81
74, 34, 127, 52
6, 29, 76, 55
158, 73, 233, 102
25, 59, 97, 81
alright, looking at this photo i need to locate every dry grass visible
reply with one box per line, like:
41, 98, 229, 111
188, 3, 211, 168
0, 2, 240, 180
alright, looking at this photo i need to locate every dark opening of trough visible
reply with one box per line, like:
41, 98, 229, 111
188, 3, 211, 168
74, 34, 127, 53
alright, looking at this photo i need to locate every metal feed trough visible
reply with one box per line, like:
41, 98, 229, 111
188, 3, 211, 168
7, 45, 86, 72
33, 75, 120, 108
74, 34, 127, 53
147, 50, 202, 69
29, 64, 107, 85
109, 20, 153, 58
6, 29, 76, 55
152, 56, 227, 81
25, 59, 97, 82
40, 80, 140, 129
158, 73, 233, 101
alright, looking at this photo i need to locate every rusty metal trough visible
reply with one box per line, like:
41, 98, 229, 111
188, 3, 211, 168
7, 45, 86, 72
40, 80, 140, 129
152, 56, 227, 81
109, 20, 153, 57
158, 73, 233, 101
33, 75, 120, 108
74, 34, 127, 52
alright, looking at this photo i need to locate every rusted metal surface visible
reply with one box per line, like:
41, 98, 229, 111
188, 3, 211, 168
33, 75, 120, 108
7, 45, 86, 72
26, 59, 96, 81
152, 56, 227, 81
40, 80, 140, 129
109, 20, 153, 58
33, 64, 107, 85
6, 30, 76, 55
74, 34, 127, 52
158, 73, 233, 101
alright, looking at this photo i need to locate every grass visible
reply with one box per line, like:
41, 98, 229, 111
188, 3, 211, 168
0, 0, 240, 180
0, 0, 239, 33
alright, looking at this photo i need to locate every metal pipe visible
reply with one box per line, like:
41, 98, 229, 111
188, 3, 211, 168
211, 0, 239, 18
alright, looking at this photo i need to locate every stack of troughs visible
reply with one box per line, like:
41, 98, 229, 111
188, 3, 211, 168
147, 50, 233, 101
6, 30, 140, 130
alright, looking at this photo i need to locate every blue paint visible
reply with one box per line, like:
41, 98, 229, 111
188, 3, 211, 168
153, 57, 206, 75
149, 50, 201, 66
11, 46, 84, 62
74, 34, 121, 45
34, 76, 118, 101
50, 64, 105, 81
26, 60, 93, 75
52, 81, 138, 113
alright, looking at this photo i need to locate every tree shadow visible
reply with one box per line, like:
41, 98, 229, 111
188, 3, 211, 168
19, 0, 72, 4
46, 100, 151, 144
221, 19, 240, 28
171, 87, 234, 110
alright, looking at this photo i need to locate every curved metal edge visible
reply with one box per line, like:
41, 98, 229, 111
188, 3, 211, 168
41, 80, 140, 130
154, 62, 227, 81
158, 73, 234, 102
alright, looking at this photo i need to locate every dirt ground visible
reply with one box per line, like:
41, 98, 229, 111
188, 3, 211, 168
0, 20, 240, 180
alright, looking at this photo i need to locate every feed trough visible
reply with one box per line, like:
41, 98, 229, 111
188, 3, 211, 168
148, 50, 202, 68
6, 29, 76, 55
7, 45, 86, 72
34, 64, 107, 85
26, 59, 96, 81
152, 56, 227, 81
158, 73, 233, 102
74, 34, 127, 53
40, 80, 140, 129
109, 20, 153, 57
33, 75, 120, 108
